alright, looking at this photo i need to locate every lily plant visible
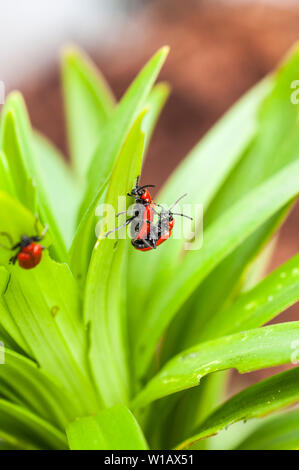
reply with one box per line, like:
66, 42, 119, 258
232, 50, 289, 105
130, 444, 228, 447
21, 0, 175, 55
0, 44, 298, 450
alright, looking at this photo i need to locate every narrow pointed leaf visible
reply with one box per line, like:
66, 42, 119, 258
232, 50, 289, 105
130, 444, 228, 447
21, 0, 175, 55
0, 399, 67, 450
0, 107, 36, 212
127, 79, 271, 317
175, 47, 299, 352
143, 82, 170, 150
236, 409, 299, 450
153, 49, 299, 445
0, 191, 51, 267
0, 93, 68, 261
176, 367, 299, 449
61, 46, 115, 178
0, 150, 16, 197
0, 195, 98, 414
159, 252, 299, 447
69, 177, 108, 289
85, 110, 147, 406
67, 405, 148, 450
135, 159, 299, 376
2, 256, 98, 415
0, 267, 29, 354
70, 82, 169, 290
200, 254, 299, 341
132, 322, 299, 408
0, 347, 81, 429
33, 132, 82, 247
79, 46, 169, 217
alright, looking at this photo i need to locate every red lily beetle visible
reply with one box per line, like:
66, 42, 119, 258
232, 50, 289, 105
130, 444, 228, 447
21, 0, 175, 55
105, 176, 158, 239
0, 223, 48, 270
131, 194, 193, 251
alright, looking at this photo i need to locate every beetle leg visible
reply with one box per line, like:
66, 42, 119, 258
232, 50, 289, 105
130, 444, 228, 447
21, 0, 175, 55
105, 216, 136, 238
116, 209, 134, 217
9, 254, 18, 265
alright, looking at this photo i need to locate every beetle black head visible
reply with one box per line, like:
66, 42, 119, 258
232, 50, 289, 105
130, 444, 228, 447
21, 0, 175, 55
20, 235, 34, 248
128, 176, 155, 200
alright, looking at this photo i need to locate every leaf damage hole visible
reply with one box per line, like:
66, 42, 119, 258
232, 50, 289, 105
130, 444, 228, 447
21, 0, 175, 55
51, 305, 60, 318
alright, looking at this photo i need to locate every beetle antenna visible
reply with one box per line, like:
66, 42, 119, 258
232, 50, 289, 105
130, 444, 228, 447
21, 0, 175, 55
171, 212, 193, 221
105, 217, 135, 238
169, 193, 188, 210
116, 210, 130, 217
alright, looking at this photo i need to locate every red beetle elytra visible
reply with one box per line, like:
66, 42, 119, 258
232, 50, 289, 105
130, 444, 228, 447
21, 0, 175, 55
105, 176, 158, 240
0, 224, 48, 270
105, 177, 193, 252
127, 175, 155, 205
131, 194, 193, 251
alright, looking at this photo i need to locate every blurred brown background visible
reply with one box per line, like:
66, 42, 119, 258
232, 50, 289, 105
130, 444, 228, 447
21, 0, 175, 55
13, 0, 299, 387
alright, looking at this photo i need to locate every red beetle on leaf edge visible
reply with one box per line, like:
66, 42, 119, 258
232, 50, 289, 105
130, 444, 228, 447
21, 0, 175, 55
0, 224, 48, 270
105, 176, 158, 240
132, 194, 193, 251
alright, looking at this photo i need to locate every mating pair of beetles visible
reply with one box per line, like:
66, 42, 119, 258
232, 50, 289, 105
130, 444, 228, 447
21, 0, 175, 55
105, 176, 193, 251
0, 177, 191, 270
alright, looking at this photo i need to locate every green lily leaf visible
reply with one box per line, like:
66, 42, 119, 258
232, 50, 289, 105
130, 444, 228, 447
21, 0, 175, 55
0, 190, 51, 267
0, 192, 97, 414
143, 82, 170, 151
33, 132, 82, 247
0, 348, 81, 429
0, 93, 68, 261
0, 40, 298, 452
175, 47, 299, 353
0, 399, 67, 450
132, 322, 299, 409
134, 159, 299, 376
176, 366, 299, 449
0, 104, 36, 212
0, 440, 20, 450
0, 267, 29, 354
127, 78, 271, 320
69, 57, 169, 291
2, 256, 98, 415
69, 177, 108, 289
67, 405, 149, 450
0, 150, 16, 198
84, 109, 147, 406
61, 46, 115, 179
79, 46, 169, 218
69, 82, 169, 289
236, 408, 299, 450
148, 47, 299, 446
146, 371, 228, 450
158, 252, 299, 447
200, 254, 299, 341
0, 320, 20, 352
